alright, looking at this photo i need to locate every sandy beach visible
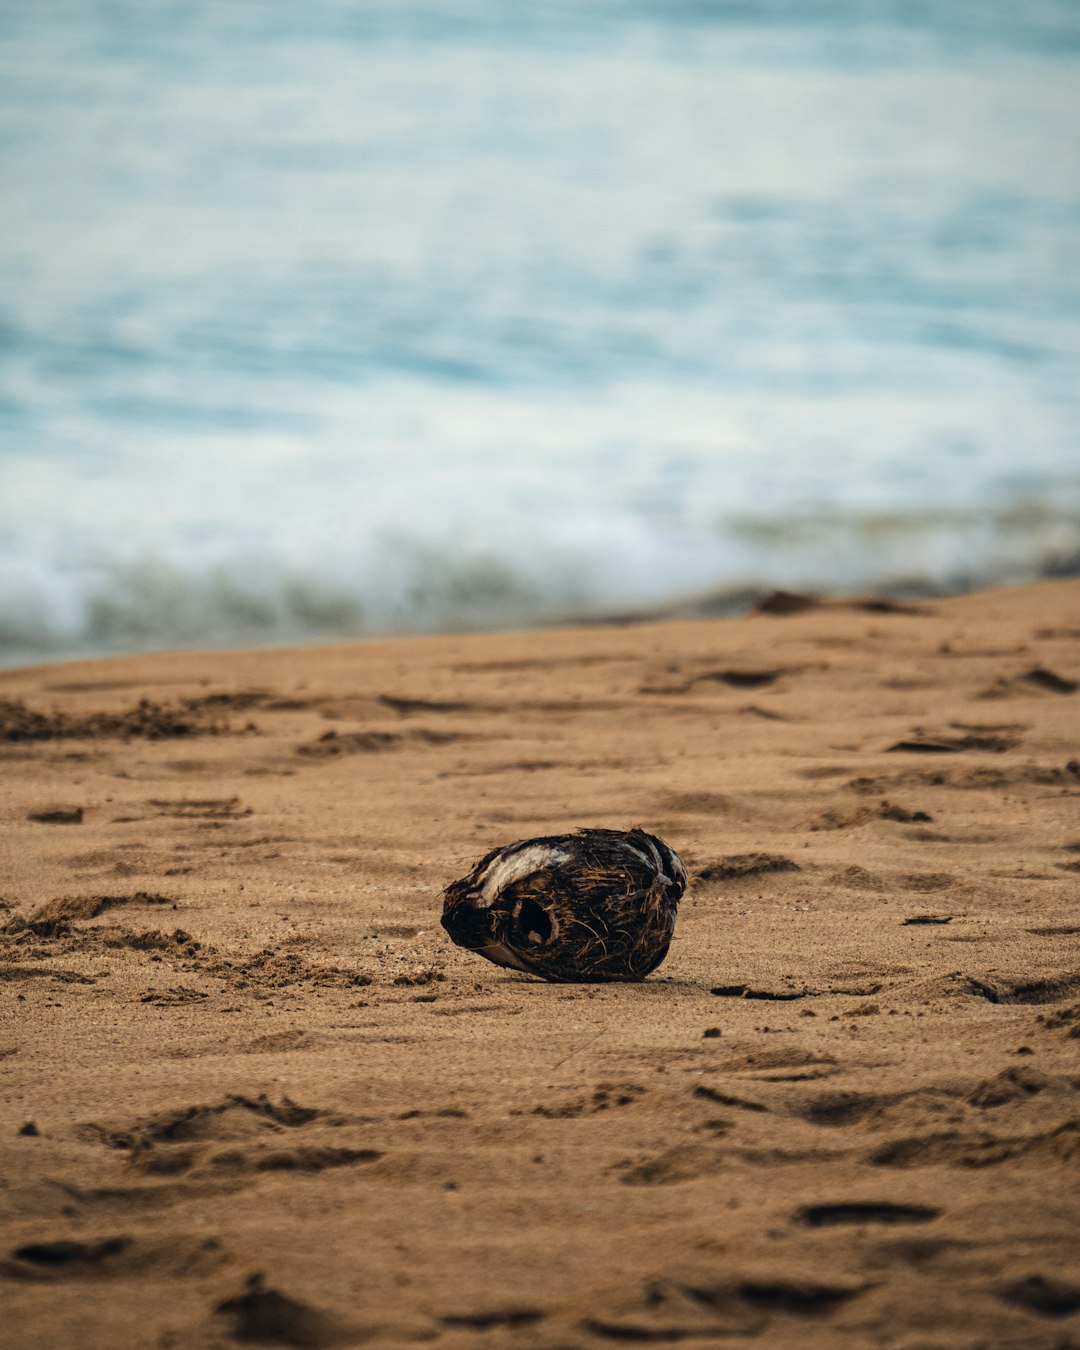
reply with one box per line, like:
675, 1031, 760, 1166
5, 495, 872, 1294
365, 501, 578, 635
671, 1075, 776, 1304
2, 579, 1079, 1349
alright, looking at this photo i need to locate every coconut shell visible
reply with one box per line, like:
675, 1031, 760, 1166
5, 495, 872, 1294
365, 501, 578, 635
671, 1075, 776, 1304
440, 828, 686, 982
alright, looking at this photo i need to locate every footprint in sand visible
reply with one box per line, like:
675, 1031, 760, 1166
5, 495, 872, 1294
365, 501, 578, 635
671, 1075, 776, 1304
529, 1083, 647, 1119
999, 1274, 1080, 1318
0, 1233, 227, 1282
795, 1201, 941, 1227
215, 1272, 364, 1349
27, 806, 84, 825
697, 853, 801, 881
440, 1308, 545, 1331
869, 1120, 1079, 1169
583, 1270, 865, 1341
78, 1095, 381, 1183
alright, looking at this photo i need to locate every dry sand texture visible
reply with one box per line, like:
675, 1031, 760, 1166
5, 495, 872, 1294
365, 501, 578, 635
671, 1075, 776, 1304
1, 580, 1079, 1349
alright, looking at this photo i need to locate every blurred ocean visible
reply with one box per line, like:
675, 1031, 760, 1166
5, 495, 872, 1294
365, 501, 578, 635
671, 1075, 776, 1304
2, 1, 1079, 667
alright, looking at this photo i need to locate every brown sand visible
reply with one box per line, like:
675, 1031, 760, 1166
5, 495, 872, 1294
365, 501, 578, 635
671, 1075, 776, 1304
2, 580, 1079, 1349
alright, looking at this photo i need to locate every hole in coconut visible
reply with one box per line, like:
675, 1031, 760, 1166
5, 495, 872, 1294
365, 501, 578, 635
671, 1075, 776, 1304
515, 895, 555, 945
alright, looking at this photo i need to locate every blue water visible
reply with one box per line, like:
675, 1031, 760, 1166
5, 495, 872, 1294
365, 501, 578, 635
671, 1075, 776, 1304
2, 1, 1079, 665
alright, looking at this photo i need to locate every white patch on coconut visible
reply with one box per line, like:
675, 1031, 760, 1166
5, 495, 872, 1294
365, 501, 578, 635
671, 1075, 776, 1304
668, 849, 688, 887
471, 842, 569, 909
478, 940, 533, 973
635, 833, 670, 883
